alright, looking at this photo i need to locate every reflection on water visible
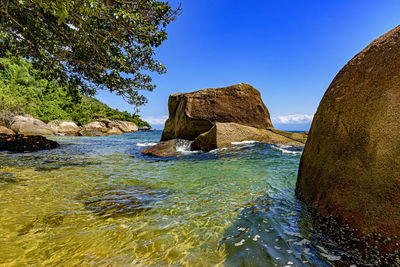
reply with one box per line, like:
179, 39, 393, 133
0, 132, 361, 266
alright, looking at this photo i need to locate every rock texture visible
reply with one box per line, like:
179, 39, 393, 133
191, 122, 303, 152
0, 126, 15, 135
79, 121, 109, 136
9, 116, 55, 135
296, 26, 400, 260
269, 129, 308, 144
107, 127, 123, 135
48, 120, 81, 136
0, 134, 59, 152
161, 83, 273, 141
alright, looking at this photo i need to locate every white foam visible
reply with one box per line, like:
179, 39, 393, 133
136, 142, 158, 147
271, 145, 303, 155
209, 147, 228, 153
175, 140, 193, 152
231, 140, 259, 145
234, 239, 245, 246
320, 253, 341, 261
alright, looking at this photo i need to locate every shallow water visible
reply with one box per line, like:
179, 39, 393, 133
0, 131, 360, 266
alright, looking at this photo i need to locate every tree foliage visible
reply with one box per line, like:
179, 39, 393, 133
0, 0, 180, 107
0, 56, 150, 127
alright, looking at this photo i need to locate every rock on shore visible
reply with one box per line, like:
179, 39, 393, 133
100, 119, 138, 133
0, 126, 15, 135
161, 83, 273, 141
79, 121, 110, 136
0, 134, 59, 152
296, 25, 400, 262
10, 116, 55, 135
0, 115, 141, 137
48, 120, 81, 136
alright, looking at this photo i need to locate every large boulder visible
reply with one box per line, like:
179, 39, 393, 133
100, 119, 138, 133
48, 120, 81, 136
0, 134, 59, 152
161, 83, 273, 141
79, 121, 109, 136
191, 122, 303, 152
296, 26, 400, 262
9, 115, 55, 135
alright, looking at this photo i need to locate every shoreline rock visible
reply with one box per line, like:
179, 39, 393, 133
0, 114, 142, 137
79, 121, 109, 136
296, 25, 400, 263
0, 134, 59, 152
0, 126, 15, 135
9, 115, 55, 136
100, 119, 138, 133
48, 120, 81, 136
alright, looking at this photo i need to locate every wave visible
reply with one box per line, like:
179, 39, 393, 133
176, 140, 200, 155
271, 145, 303, 155
230, 140, 259, 145
136, 142, 158, 147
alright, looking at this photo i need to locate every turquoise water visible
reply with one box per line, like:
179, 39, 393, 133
0, 131, 358, 266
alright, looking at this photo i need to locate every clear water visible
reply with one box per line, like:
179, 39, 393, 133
0, 131, 357, 266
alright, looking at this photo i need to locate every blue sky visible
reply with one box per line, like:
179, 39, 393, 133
97, 0, 400, 130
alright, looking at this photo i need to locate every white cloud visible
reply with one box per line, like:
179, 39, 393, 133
142, 115, 169, 125
272, 114, 314, 124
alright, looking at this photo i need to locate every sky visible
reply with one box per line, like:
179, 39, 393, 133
97, 0, 400, 130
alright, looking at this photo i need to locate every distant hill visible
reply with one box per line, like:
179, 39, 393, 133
0, 56, 150, 127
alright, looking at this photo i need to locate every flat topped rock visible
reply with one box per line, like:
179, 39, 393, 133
191, 122, 304, 152
161, 83, 273, 141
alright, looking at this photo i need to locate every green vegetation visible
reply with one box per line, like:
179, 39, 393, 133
0, 0, 180, 107
0, 56, 150, 127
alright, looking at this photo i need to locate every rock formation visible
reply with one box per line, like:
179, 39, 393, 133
296, 25, 400, 263
9, 115, 55, 135
161, 83, 273, 141
100, 119, 138, 132
79, 121, 109, 136
0, 134, 59, 152
48, 120, 81, 136
107, 127, 123, 135
191, 122, 304, 152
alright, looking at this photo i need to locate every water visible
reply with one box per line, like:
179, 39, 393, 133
0, 131, 358, 266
